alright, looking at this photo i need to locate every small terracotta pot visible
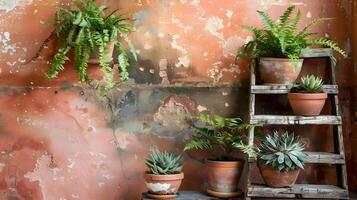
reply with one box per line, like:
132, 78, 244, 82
258, 163, 300, 188
259, 58, 303, 84
88, 41, 115, 64
288, 93, 327, 116
206, 159, 243, 195
144, 172, 184, 197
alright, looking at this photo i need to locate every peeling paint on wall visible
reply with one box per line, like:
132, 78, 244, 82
0, 32, 17, 55
0, 0, 32, 12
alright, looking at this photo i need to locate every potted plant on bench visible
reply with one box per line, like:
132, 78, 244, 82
47, 0, 136, 88
288, 75, 327, 116
184, 114, 255, 198
257, 131, 307, 188
237, 5, 346, 84
144, 149, 184, 199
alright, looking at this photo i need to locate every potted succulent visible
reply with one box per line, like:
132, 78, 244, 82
144, 149, 184, 199
47, 0, 137, 88
184, 114, 255, 198
237, 5, 346, 84
288, 75, 327, 116
258, 131, 307, 188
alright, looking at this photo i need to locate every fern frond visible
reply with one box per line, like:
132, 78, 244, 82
257, 10, 275, 30
310, 38, 347, 57
184, 136, 212, 151
233, 142, 257, 159
279, 5, 295, 27
47, 46, 71, 78
297, 18, 332, 37
118, 51, 130, 80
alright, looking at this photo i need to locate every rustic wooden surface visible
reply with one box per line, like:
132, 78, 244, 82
248, 184, 349, 199
304, 152, 345, 164
251, 85, 338, 94
250, 115, 342, 125
142, 191, 242, 200
300, 48, 333, 58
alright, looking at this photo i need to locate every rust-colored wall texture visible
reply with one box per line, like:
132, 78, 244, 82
0, 0, 356, 199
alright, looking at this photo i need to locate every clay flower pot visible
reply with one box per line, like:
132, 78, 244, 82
206, 159, 244, 198
89, 41, 115, 64
259, 58, 303, 84
144, 172, 184, 199
288, 93, 327, 116
258, 163, 300, 188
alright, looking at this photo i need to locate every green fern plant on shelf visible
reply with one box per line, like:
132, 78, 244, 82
184, 114, 256, 161
258, 131, 307, 171
47, 0, 137, 88
237, 5, 346, 64
290, 75, 324, 93
144, 149, 183, 175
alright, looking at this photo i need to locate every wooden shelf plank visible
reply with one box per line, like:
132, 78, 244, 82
250, 115, 342, 125
300, 48, 333, 58
248, 184, 348, 199
251, 85, 338, 94
305, 152, 345, 164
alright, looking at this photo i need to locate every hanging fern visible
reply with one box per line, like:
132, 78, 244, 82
47, 0, 137, 87
238, 5, 347, 64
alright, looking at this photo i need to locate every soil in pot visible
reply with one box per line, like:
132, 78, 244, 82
259, 58, 303, 84
206, 159, 243, 198
89, 41, 115, 64
144, 172, 184, 199
258, 163, 300, 188
288, 93, 327, 116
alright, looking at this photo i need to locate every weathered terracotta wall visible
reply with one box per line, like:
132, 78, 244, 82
0, 0, 356, 199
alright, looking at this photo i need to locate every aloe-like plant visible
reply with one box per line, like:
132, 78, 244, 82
258, 131, 307, 171
184, 114, 256, 160
144, 149, 183, 175
47, 0, 136, 88
237, 5, 346, 64
290, 75, 324, 93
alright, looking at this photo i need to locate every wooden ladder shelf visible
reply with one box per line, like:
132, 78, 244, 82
246, 48, 349, 200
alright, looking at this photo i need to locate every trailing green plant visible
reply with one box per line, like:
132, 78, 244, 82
290, 75, 324, 93
184, 114, 256, 161
237, 5, 346, 66
47, 0, 137, 88
144, 149, 183, 175
258, 131, 307, 171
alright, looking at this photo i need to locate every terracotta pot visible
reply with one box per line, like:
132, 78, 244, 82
288, 93, 327, 116
144, 172, 184, 197
258, 163, 300, 188
206, 159, 243, 195
259, 58, 303, 84
88, 41, 115, 64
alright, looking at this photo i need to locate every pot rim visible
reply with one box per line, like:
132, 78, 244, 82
288, 92, 327, 100
260, 57, 304, 62
144, 172, 184, 181
206, 159, 244, 168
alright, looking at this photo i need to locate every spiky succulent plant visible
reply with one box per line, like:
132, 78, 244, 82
290, 75, 324, 93
258, 131, 307, 171
144, 149, 183, 175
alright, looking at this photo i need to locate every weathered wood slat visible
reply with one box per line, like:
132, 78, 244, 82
142, 191, 242, 200
250, 115, 342, 125
300, 48, 333, 58
305, 152, 345, 164
248, 184, 349, 199
251, 85, 338, 94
